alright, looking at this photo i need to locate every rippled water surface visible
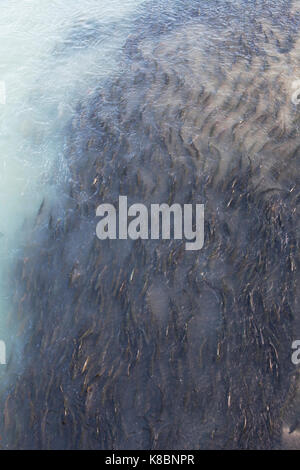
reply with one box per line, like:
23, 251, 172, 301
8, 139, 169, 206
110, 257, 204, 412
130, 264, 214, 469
0, 0, 145, 377
0, 0, 300, 450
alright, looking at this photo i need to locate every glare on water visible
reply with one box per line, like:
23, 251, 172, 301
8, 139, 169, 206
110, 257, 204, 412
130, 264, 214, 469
0, 0, 144, 379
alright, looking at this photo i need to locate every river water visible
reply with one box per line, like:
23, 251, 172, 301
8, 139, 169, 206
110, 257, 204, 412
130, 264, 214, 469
0, 0, 300, 450
0, 0, 146, 379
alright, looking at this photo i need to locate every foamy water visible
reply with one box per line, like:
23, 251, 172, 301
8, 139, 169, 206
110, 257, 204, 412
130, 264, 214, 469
0, 0, 144, 379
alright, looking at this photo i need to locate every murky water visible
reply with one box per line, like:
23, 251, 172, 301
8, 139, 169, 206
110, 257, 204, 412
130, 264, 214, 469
0, 0, 300, 450
0, 0, 145, 379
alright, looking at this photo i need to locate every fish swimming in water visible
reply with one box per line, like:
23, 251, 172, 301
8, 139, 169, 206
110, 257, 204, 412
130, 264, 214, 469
1, 0, 300, 450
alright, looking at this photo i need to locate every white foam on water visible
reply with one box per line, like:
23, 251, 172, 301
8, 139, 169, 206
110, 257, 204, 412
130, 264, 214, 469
0, 0, 144, 381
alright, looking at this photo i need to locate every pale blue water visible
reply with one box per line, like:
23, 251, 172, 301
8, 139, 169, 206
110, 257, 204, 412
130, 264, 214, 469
0, 0, 145, 380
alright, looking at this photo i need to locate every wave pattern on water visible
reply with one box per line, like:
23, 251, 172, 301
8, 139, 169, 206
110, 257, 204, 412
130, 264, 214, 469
0, 0, 300, 450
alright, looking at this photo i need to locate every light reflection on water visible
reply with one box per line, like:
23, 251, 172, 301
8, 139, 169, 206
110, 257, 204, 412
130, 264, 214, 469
0, 0, 144, 380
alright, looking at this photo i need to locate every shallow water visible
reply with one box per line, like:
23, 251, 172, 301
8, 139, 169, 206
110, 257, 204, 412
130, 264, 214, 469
0, 0, 300, 450
0, 0, 145, 379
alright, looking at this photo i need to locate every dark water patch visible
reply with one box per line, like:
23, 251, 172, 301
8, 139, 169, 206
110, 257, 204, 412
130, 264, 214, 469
124, 0, 300, 59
